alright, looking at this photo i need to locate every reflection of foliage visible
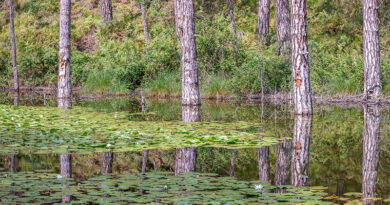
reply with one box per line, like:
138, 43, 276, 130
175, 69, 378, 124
0, 171, 329, 204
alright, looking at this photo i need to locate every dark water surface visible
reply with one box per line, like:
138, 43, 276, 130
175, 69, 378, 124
1, 93, 389, 204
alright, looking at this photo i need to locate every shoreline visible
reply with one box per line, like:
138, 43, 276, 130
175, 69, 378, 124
1, 86, 390, 105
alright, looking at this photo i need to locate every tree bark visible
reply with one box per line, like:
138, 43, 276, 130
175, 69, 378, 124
362, 105, 380, 204
174, 0, 201, 106
291, 115, 312, 187
9, 0, 18, 92
175, 105, 200, 176
58, 0, 72, 109
228, 0, 237, 36
13, 91, 19, 106
140, 2, 150, 43
101, 152, 113, 174
291, 0, 312, 115
100, 0, 113, 23
275, 0, 291, 56
10, 155, 16, 173
257, 0, 270, 42
258, 146, 270, 182
142, 150, 148, 173
275, 140, 292, 186
363, 0, 381, 101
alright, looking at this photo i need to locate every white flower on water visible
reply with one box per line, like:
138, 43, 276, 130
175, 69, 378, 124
57, 175, 63, 179
254, 184, 263, 191
106, 144, 112, 148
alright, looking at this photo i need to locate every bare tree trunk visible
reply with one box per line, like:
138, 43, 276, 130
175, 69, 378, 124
257, 0, 270, 42
291, 0, 312, 115
362, 104, 380, 204
13, 91, 19, 106
58, 0, 72, 109
275, 140, 292, 186
175, 105, 200, 175
291, 115, 312, 187
258, 146, 270, 182
140, 2, 150, 43
363, 0, 381, 101
275, 0, 291, 56
61, 154, 72, 178
174, 0, 201, 106
142, 150, 149, 173
228, 0, 237, 49
100, 0, 113, 23
9, 0, 18, 92
101, 152, 113, 174
230, 150, 237, 177
60, 154, 72, 203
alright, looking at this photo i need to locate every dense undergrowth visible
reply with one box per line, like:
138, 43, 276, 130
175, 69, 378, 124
0, 0, 390, 96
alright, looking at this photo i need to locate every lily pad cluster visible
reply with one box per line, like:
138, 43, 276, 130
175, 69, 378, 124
0, 171, 330, 204
0, 105, 284, 154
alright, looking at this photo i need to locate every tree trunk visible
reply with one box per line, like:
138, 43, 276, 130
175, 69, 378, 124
174, 0, 201, 106
257, 0, 270, 42
142, 150, 148, 173
100, 0, 113, 23
275, 140, 292, 186
291, 0, 312, 115
275, 0, 291, 56
61, 154, 72, 178
362, 105, 380, 204
13, 91, 19, 106
258, 146, 270, 182
101, 152, 113, 174
10, 155, 16, 173
140, 2, 150, 43
175, 105, 200, 175
228, 0, 238, 48
363, 0, 381, 101
9, 0, 18, 92
58, 0, 72, 109
291, 115, 312, 187
60, 154, 72, 203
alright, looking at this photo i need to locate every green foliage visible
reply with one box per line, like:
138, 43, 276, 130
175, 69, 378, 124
0, 0, 389, 95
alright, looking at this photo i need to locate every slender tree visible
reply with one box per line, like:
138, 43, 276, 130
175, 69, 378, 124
257, 0, 270, 42
58, 0, 72, 109
258, 146, 270, 182
139, 2, 150, 43
142, 150, 148, 173
291, 115, 312, 187
228, 0, 238, 49
9, 0, 18, 92
230, 150, 237, 177
362, 105, 380, 204
275, 0, 291, 56
174, 0, 201, 106
363, 0, 381, 101
291, 0, 312, 115
100, 0, 113, 23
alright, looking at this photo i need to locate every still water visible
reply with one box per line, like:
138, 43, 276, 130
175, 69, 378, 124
0, 93, 389, 204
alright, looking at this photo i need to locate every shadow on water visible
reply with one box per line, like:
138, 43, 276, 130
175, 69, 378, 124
0, 93, 389, 203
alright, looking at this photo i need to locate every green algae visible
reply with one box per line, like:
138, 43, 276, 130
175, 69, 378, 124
0, 105, 284, 154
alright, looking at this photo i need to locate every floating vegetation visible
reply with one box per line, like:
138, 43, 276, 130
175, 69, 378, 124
0, 105, 283, 154
0, 171, 330, 204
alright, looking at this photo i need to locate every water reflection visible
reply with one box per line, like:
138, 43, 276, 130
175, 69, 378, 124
275, 140, 292, 186
142, 150, 149, 173
175, 105, 200, 175
101, 152, 113, 174
60, 154, 72, 203
258, 146, 270, 182
291, 115, 312, 187
362, 104, 380, 204
13, 91, 19, 106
